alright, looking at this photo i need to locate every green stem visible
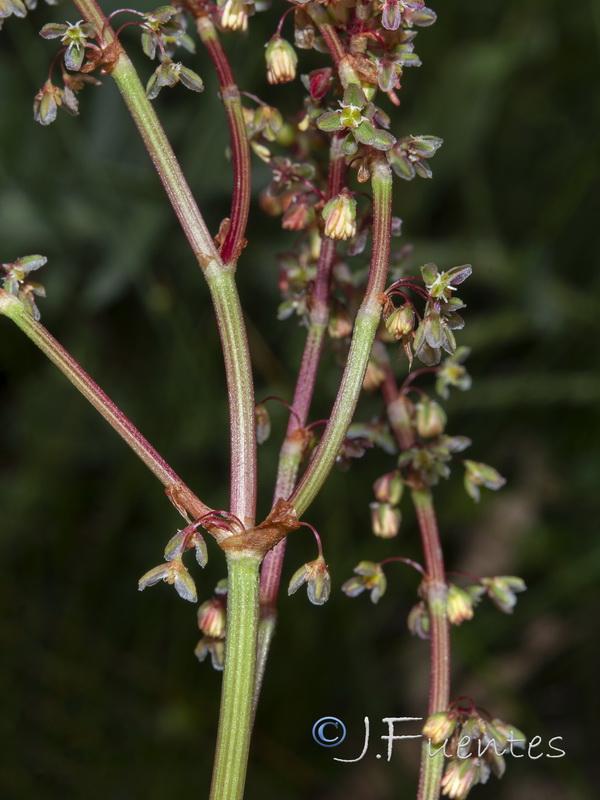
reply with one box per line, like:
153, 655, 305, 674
289, 154, 392, 518
71, 0, 257, 527
0, 291, 209, 520
205, 264, 257, 528
210, 552, 261, 800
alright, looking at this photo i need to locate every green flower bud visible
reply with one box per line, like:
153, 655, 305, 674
446, 584, 474, 625
416, 397, 447, 438
265, 36, 298, 84
370, 501, 401, 538
322, 190, 357, 240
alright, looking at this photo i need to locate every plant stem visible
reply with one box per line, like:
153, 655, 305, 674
195, 13, 251, 264
210, 552, 261, 800
377, 348, 450, 800
306, 2, 345, 66
205, 263, 257, 528
253, 137, 345, 707
71, 0, 257, 527
290, 153, 392, 518
0, 290, 209, 520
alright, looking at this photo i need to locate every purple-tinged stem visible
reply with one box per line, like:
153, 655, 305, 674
377, 347, 449, 800
195, 13, 251, 265
0, 290, 210, 522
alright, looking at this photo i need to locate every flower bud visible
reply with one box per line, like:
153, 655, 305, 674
407, 600, 430, 639
373, 470, 404, 505
385, 303, 414, 338
220, 0, 248, 31
440, 757, 480, 800
446, 584, 474, 625
197, 597, 227, 638
265, 36, 298, 84
195, 636, 225, 670
255, 402, 271, 444
422, 712, 458, 745
416, 397, 446, 438
370, 502, 401, 538
322, 190, 357, 240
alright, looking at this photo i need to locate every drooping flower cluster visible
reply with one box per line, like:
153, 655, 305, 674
422, 703, 527, 799
0, 254, 47, 319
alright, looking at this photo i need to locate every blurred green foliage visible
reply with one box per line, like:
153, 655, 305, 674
0, 1, 598, 798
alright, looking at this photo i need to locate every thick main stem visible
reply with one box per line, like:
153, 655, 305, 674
290, 154, 393, 518
378, 351, 450, 800
210, 552, 261, 800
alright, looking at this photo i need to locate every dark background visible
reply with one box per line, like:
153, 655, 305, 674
0, 1, 598, 798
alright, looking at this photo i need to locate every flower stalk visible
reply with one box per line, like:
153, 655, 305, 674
379, 351, 450, 800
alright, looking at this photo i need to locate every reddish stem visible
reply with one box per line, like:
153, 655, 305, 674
195, 13, 251, 264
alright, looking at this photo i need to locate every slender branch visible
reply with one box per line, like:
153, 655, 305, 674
289, 153, 393, 518
306, 2, 345, 66
195, 13, 251, 264
209, 552, 261, 800
377, 346, 450, 800
0, 291, 210, 520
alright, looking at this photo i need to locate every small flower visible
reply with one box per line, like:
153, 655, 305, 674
480, 576, 526, 614
415, 397, 447, 438
436, 347, 472, 399
265, 36, 297, 84
1, 254, 47, 319
385, 303, 415, 338
138, 555, 197, 603
146, 58, 203, 100
316, 84, 396, 152
195, 636, 225, 670
373, 470, 404, 505
255, 402, 271, 444
407, 600, 430, 638
422, 711, 458, 745
370, 502, 401, 538
33, 80, 64, 125
322, 190, 357, 240
446, 584, 474, 625
463, 460, 506, 503
288, 555, 331, 605
342, 561, 387, 603
387, 135, 444, 180
422, 262, 472, 301
441, 756, 481, 800
40, 20, 96, 72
